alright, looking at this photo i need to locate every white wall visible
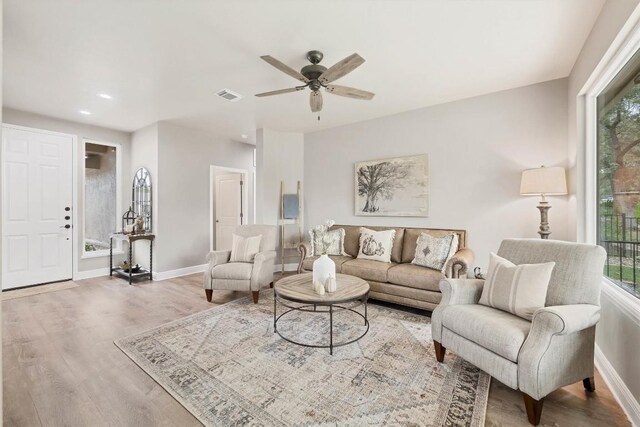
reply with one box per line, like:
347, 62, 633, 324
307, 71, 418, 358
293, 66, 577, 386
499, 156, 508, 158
567, 0, 640, 420
155, 121, 255, 272
256, 129, 304, 226
304, 79, 569, 269
2, 108, 132, 273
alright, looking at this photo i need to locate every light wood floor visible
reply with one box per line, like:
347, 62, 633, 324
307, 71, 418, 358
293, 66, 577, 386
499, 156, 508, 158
2, 273, 630, 427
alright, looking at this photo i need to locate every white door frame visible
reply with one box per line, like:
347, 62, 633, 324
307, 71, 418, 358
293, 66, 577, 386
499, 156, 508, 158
209, 165, 249, 252
1, 123, 79, 285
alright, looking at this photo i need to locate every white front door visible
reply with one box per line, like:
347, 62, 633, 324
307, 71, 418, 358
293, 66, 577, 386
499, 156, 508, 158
215, 173, 243, 250
2, 126, 74, 289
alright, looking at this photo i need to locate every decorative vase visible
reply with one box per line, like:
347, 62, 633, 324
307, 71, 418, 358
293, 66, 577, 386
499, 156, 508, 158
325, 276, 337, 293
312, 254, 335, 290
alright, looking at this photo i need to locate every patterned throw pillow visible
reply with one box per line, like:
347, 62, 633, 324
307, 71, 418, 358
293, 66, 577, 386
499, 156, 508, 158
230, 234, 262, 262
357, 228, 396, 263
412, 233, 459, 273
309, 228, 346, 256
479, 253, 555, 321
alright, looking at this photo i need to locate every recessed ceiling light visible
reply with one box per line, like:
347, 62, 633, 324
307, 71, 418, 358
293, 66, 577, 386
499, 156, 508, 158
98, 93, 112, 99
79, 110, 92, 115
241, 134, 248, 139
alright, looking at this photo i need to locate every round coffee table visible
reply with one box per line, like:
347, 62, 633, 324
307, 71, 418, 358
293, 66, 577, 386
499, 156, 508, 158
273, 273, 370, 355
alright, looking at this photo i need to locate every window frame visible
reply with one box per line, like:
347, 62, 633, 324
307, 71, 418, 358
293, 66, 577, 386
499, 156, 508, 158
81, 138, 123, 259
579, 8, 640, 315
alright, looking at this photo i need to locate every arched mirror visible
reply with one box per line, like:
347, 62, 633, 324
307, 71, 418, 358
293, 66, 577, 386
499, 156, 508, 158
132, 167, 152, 232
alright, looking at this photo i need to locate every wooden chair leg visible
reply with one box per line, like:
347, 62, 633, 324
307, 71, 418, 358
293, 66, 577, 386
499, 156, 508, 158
252, 291, 259, 304
434, 340, 446, 362
205, 289, 212, 302
523, 393, 544, 426
583, 376, 596, 392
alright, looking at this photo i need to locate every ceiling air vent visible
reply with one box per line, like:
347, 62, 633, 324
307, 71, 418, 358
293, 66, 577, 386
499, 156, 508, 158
216, 88, 243, 102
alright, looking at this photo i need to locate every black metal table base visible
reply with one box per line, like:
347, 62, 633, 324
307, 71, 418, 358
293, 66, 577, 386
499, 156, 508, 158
273, 293, 369, 355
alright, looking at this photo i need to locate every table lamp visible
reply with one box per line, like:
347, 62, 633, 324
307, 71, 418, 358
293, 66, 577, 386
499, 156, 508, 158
520, 166, 567, 239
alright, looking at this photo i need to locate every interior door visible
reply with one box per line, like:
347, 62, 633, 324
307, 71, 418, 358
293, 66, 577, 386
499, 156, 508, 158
215, 173, 243, 250
2, 126, 73, 289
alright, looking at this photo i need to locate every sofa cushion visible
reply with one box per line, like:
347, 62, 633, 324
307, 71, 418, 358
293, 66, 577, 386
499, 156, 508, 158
341, 259, 396, 283
302, 256, 353, 272
211, 262, 253, 280
441, 304, 531, 362
387, 264, 444, 292
332, 225, 405, 263
402, 228, 466, 263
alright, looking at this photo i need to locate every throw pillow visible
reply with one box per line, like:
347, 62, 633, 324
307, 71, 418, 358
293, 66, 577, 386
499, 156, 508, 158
309, 228, 346, 256
479, 252, 555, 321
412, 232, 459, 273
229, 234, 262, 262
357, 228, 396, 263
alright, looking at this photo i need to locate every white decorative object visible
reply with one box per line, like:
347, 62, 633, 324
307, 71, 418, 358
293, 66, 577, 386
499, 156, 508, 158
312, 254, 336, 290
355, 154, 429, 217
324, 276, 337, 293
412, 232, 459, 273
313, 280, 326, 295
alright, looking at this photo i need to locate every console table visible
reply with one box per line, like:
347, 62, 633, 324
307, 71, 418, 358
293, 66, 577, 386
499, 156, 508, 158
110, 233, 155, 285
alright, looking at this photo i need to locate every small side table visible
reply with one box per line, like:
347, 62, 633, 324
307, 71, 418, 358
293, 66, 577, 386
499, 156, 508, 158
109, 233, 155, 285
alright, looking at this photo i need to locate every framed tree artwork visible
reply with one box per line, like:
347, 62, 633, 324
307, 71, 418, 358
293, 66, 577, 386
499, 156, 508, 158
355, 154, 429, 217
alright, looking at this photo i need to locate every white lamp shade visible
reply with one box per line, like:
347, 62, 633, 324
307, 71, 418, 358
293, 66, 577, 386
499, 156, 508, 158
520, 166, 567, 196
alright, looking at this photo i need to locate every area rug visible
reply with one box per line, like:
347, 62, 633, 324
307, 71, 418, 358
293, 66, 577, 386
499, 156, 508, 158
2, 280, 78, 301
116, 290, 490, 426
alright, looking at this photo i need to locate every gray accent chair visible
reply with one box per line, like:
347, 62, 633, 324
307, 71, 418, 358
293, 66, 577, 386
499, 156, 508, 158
203, 225, 277, 304
431, 239, 606, 426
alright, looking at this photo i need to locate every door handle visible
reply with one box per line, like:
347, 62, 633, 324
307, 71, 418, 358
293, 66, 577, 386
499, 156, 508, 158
60, 224, 71, 229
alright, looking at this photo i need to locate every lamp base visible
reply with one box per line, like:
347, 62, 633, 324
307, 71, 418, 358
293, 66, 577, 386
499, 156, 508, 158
536, 201, 551, 239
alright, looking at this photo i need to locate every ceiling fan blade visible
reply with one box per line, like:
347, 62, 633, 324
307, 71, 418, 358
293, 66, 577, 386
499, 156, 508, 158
255, 86, 306, 97
325, 85, 375, 100
260, 55, 309, 83
318, 53, 365, 84
310, 91, 323, 113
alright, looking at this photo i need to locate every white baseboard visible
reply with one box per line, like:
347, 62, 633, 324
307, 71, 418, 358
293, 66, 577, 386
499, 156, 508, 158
153, 264, 207, 281
595, 345, 640, 426
275, 263, 298, 273
74, 267, 110, 280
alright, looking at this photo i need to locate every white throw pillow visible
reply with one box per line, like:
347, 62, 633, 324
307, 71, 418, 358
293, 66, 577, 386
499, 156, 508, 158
357, 228, 396, 263
230, 234, 262, 262
309, 228, 346, 256
412, 233, 459, 273
479, 253, 555, 321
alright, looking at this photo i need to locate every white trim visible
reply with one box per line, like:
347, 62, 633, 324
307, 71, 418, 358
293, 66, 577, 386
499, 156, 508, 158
153, 264, 207, 281
209, 165, 250, 252
81, 138, 123, 259
74, 267, 110, 281
602, 279, 640, 327
1, 123, 79, 283
595, 345, 640, 427
81, 249, 124, 259
277, 263, 299, 273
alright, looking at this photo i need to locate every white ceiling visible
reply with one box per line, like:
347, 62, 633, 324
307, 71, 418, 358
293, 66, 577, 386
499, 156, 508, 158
4, 0, 605, 144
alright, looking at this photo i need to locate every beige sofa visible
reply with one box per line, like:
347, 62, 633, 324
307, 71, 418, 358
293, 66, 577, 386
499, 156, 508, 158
297, 225, 474, 311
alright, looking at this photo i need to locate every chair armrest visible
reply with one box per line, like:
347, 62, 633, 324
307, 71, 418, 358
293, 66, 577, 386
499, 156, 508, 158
432, 278, 485, 342
297, 242, 312, 273
445, 248, 475, 278
251, 250, 277, 290
439, 278, 485, 306
518, 304, 601, 399
206, 250, 231, 267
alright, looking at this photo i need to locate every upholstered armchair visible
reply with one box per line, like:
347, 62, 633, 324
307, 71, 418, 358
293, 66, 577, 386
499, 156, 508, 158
431, 239, 606, 425
203, 225, 277, 304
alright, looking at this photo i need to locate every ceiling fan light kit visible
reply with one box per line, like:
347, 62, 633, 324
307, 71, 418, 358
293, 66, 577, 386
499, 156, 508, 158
255, 50, 375, 113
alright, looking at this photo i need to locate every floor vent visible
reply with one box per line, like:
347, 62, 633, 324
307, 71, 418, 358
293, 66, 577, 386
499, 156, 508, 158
216, 88, 243, 102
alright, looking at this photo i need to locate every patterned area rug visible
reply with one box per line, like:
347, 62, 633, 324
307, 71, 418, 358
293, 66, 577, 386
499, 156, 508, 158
116, 290, 490, 426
